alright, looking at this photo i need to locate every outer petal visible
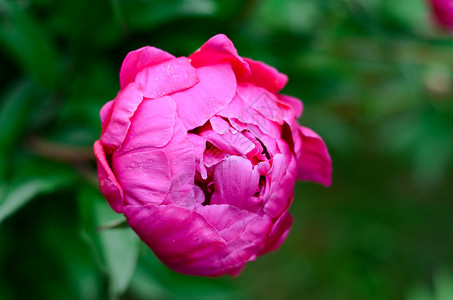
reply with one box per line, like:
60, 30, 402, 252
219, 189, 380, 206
242, 58, 288, 93
236, 83, 286, 125
210, 156, 262, 212
172, 63, 237, 130
277, 94, 303, 121
259, 210, 293, 255
113, 149, 171, 206
101, 82, 144, 150
94, 140, 124, 213
161, 118, 197, 207
263, 154, 297, 218
135, 57, 198, 98
295, 126, 332, 187
189, 34, 251, 79
197, 204, 268, 243
430, 0, 453, 32
125, 204, 235, 276
120, 96, 176, 151
120, 46, 175, 89
100, 100, 115, 134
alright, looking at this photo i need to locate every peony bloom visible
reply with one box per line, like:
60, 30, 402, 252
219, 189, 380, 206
94, 34, 331, 276
429, 0, 453, 33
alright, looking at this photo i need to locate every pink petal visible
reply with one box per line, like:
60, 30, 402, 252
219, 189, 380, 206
120, 96, 176, 151
257, 161, 271, 175
117, 97, 197, 207
125, 204, 253, 276
120, 46, 175, 89
210, 156, 262, 212
172, 63, 237, 130
199, 129, 255, 156
188, 134, 207, 179
245, 123, 279, 156
161, 119, 196, 207
218, 93, 281, 139
113, 148, 171, 206
94, 140, 124, 213
278, 94, 303, 119
135, 57, 198, 98
197, 204, 271, 244
295, 126, 332, 187
242, 58, 288, 93
189, 34, 251, 79
100, 100, 115, 134
262, 154, 297, 218
430, 0, 453, 33
101, 82, 144, 150
209, 116, 230, 134
203, 144, 228, 167
236, 83, 285, 125
228, 118, 247, 132
259, 210, 293, 255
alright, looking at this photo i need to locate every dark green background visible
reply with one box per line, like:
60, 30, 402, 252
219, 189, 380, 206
1, 0, 453, 299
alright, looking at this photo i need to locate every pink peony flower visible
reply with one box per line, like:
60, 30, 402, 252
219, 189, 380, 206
429, 0, 453, 33
94, 34, 331, 276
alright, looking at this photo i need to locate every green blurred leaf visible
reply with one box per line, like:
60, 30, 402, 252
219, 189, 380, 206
0, 80, 36, 179
0, 157, 76, 223
434, 270, 453, 300
0, 0, 59, 87
122, 0, 217, 30
79, 185, 139, 299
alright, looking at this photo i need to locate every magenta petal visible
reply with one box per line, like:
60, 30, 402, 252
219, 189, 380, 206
209, 116, 230, 134
262, 153, 297, 218
277, 94, 303, 120
197, 205, 271, 244
236, 84, 285, 125
200, 129, 255, 156
135, 57, 198, 98
242, 58, 288, 92
113, 149, 171, 206
94, 141, 124, 213
189, 34, 251, 79
204, 145, 228, 167
259, 210, 293, 255
161, 119, 196, 207
120, 46, 175, 89
100, 100, 115, 134
172, 63, 236, 130
101, 83, 144, 150
210, 156, 262, 211
120, 96, 176, 150
218, 94, 281, 139
296, 126, 332, 187
430, 0, 453, 33
188, 133, 207, 179
124, 204, 230, 276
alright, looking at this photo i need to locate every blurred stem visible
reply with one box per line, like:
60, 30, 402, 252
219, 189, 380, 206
27, 137, 94, 162
27, 137, 99, 187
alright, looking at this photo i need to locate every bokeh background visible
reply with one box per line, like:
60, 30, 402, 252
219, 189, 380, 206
1, 0, 453, 299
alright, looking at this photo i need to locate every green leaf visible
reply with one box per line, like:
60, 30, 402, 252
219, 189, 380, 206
0, 0, 59, 87
79, 185, 139, 299
0, 157, 76, 224
0, 80, 36, 179
0, 178, 65, 223
434, 270, 453, 300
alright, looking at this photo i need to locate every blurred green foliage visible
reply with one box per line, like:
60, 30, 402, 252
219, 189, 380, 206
1, 0, 453, 299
